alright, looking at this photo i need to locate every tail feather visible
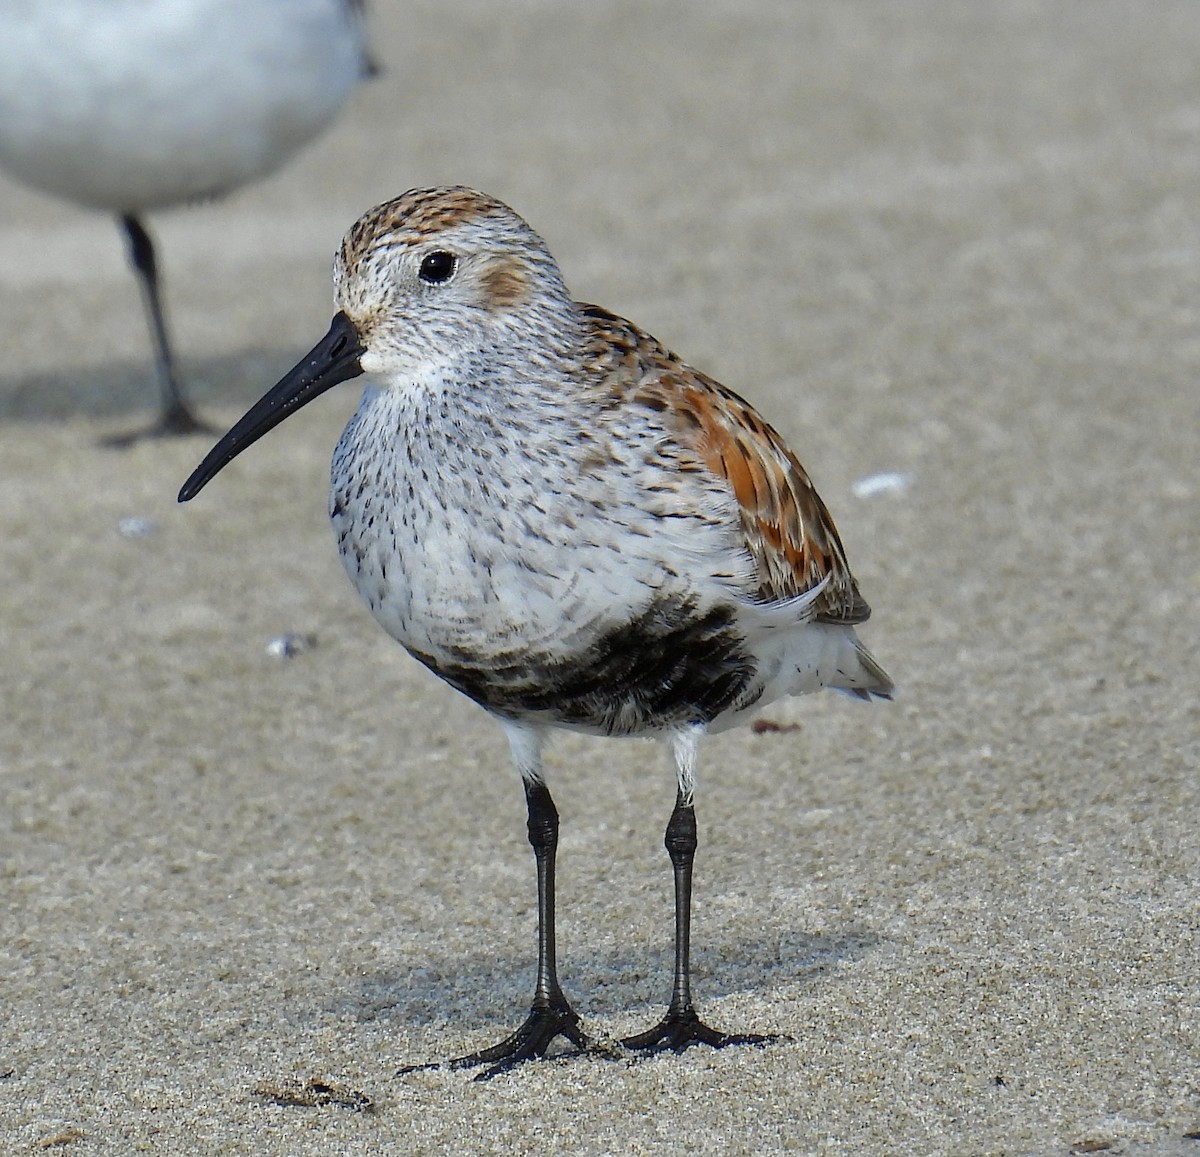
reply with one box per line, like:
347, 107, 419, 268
854, 639, 894, 698
833, 637, 894, 701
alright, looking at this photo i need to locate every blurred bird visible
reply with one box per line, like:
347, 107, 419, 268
0, 0, 372, 442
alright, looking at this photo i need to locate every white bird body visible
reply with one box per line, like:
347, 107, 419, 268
0, 0, 366, 211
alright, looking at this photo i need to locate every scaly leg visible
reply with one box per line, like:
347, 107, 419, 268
398, 775, 589, 1081
622, 788, 779, 1053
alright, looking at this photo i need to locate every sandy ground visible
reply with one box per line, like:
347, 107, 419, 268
2, 2, 1198, 1154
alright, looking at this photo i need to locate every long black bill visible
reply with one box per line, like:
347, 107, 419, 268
177, 310, 365, 503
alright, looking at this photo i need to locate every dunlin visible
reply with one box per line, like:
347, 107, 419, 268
179, 187, 893, 1077
0, 0, 371, 442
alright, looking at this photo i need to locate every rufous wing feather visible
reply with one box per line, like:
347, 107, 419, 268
580, 305, 871, 622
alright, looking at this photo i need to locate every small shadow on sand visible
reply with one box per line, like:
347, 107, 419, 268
0, 349, 297, 425
339, 928, 877, 1030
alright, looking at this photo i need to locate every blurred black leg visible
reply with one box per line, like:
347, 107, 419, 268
105, 214, 212, 443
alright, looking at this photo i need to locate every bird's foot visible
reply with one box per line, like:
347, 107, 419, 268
101, 403, 217, 448
397, 999, 592, 1082
621, 1005, 786, 1055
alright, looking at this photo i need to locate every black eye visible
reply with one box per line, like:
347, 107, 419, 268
418, 250, 457, 284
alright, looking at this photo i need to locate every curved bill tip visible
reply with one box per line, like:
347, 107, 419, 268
178, 311, 365, 503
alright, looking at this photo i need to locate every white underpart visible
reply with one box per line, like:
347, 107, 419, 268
669, 725, 705, 804
502, 719, 547, 785
332, 372, 728, 667
0, 0, 365, 211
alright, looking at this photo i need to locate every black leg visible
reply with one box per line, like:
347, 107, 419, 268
105, 214, 212, 444
622, 789, 779, 1054
398, 779, 589, 1081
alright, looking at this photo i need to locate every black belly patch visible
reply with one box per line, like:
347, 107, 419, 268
407, 598, 761, 735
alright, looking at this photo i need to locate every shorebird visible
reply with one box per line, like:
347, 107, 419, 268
179, 186, 893, 1077
0, 0, 371, 442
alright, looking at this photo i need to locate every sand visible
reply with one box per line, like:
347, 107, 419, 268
1, 2, 1197, 1154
